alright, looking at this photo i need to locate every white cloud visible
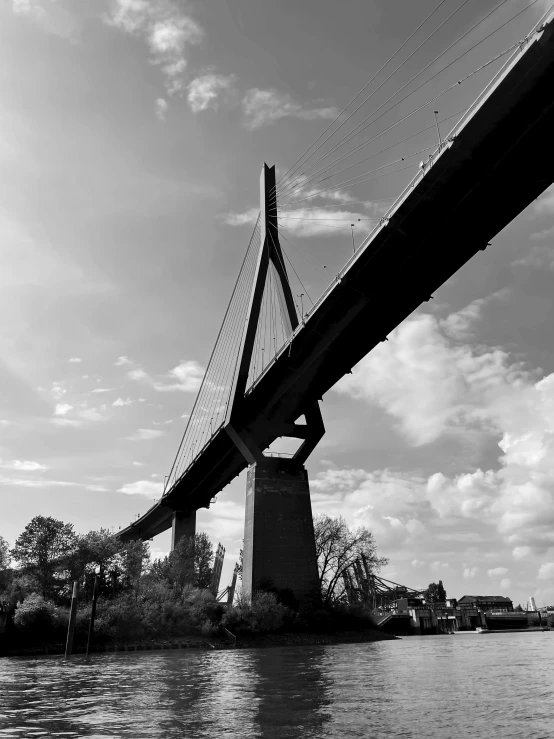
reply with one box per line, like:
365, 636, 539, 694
278, 208, 372, 239
439, 298, 485, 341
115, 355, 132, 366
220, 208, 259, 227
197, 499, 245, 543
118, 479, 163, 498
113, 397, 134, 406
513, 245, 554, 271
411, 559, 425, 568
487, 567, 508, 578
537, 562, 554, 580
513, 546, 532, 560
499, 578, 512, 591
126, 428, 165, 440
155, 97, 168, 121
335, 312, 533, 446
530, 227, 554, 241
463, 567, 479, 580
92, 388, 114, 394
54, 403, 73, 416
187, 74, 237, 113
167, 361, 204, 391
311, 467, 429, 555
127, 368, 148, 382
323, 299, 554, 556
69, 357, 82, 363
51, 383, 66, 400
0, 460, 47, 471
86, 484, 110, 492
431, 561, 451, 571
78, 407, 104, 422
12, 0, 81, 40
0, 474, 75, 488
128, 360, 204, 392
439, 290, 510, 341
533, 184, 554, 215
242, 88, 338, 130
132, 460, 144, 466
106, 0, 204, 95
221, 205, 375, 239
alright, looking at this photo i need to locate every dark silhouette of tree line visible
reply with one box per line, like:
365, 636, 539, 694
0, 513, 388, 649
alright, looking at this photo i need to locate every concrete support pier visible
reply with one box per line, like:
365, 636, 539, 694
242, 457, 320, 605
171, 510, 196, 551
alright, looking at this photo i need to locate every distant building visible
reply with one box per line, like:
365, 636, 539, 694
457, 595, 513, 612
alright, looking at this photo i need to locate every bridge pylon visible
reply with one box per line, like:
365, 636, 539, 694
224, 164, 323, 605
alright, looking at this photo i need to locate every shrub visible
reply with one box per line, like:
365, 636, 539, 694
181, 585, 224, 628
329, 603, 378, 632
94, 593, 145, 642
222, 592, 290, 634
85, 583, 226, 642
13, 593, 60, 640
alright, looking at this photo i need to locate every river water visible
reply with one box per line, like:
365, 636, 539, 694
1, 633, 553, 738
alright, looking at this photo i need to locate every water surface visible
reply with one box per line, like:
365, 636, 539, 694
1, 632, 553, 738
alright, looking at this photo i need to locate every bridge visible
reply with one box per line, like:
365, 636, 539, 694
119, 5, 554, 603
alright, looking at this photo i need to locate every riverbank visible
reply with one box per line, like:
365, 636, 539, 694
1, 628, 396, 657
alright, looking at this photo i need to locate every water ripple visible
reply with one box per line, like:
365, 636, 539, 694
0, 633, 553, 737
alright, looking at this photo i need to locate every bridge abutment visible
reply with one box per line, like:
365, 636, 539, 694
243, 457, 320, 606
171, 510, 196, 551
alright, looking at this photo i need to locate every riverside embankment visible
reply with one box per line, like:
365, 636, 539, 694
1, 627, 395, 657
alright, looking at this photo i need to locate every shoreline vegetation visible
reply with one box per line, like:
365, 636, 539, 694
1, 515, 392, 658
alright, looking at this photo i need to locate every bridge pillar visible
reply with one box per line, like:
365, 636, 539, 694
171, 510, 196, 551
243, 457, 320, 606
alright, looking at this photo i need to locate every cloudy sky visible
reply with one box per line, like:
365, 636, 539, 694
1, 0, 553, 606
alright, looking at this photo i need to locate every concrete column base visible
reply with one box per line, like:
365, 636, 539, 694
242, 458, 320, 606
171, 510, 196, 551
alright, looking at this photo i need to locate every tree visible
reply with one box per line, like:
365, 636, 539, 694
237, 548, 243, 581
194, 533, 214, 590
424, 580, 447, 603
74, 529, 123, 576
0, 535, 10, 570
151, 533, 213, 590
10, 516, 77, 597
115, 540, 150, 589
313, 515, 388, 606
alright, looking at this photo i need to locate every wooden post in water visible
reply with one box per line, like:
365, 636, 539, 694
65, 581, 78, 657
86, 575, 99, 657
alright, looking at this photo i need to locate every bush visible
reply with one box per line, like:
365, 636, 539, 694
328, 603, 378, 632
94, 592, 146, 642
222, 592, 290, 634
13, 593, 60, 640
85, 583, 226, 643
